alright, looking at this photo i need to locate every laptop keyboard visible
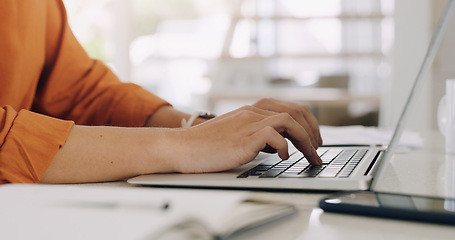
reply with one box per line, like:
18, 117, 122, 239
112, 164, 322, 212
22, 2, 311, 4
237, 148, 368, 179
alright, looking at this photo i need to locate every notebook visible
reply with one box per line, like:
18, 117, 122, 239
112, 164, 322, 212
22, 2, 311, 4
128, 0, 453, 191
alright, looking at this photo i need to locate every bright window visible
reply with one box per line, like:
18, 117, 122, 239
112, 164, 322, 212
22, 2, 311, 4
65, 0, 394, 123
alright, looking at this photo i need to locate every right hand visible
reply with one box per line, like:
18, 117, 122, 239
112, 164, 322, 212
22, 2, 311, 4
166, 105, 322, 173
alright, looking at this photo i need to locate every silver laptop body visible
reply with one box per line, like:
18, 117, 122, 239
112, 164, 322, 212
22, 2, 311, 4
129, 145, 384, 191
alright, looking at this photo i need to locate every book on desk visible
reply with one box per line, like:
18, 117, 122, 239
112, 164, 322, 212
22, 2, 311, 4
0, 184, 297, 240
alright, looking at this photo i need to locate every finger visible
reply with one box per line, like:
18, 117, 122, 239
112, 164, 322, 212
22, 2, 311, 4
229, 105, 278, 118
258, 113, 322, 165
290, 108, 319, 148
249, 126, 289, 160
297, 104, 323, 147
254, 98, 321, 148
276, 100, 322, 147
199, 105, 278, 127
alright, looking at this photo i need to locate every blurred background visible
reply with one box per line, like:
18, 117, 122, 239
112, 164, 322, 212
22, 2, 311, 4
63, 0, 455, 131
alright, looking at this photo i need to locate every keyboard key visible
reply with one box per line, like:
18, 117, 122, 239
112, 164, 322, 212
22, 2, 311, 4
279, 172, 302, 178
294, 161, 310, 167
259, 156, 283, 166
260, 169, 285, 178
287, 166, 306, 171
337, 172, 352, 178
302, 165, 326, 176
279, 172, 314, 178
317, 148, 328, 156
318, 171, 338, 178
251, 165, 272, 171
237, 172, 249, 178
320, 149, 342, 164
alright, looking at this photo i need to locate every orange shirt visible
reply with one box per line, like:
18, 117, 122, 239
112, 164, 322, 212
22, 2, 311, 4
0, 1, 169, 183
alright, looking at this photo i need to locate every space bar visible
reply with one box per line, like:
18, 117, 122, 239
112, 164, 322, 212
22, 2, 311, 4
279, 172, 316, 178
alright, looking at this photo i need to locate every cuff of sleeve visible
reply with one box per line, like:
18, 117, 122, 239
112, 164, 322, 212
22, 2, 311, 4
0, 108, 74, 183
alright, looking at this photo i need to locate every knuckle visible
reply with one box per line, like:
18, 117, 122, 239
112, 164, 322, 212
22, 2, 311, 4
300, 104, 311, 113
256, 97, 272, 106
237, 109, 255, 118
239, 105, 253, 111
288, 108, 300, 118
258, 126, 278, 138
277, 112, 293, 121
263, 126, 276, 134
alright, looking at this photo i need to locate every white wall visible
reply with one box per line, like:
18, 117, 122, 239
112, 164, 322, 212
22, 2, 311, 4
383, 0, 455, 132
433, 0, 455, 130
111, 1, 132, 82
381, 0, 432, 131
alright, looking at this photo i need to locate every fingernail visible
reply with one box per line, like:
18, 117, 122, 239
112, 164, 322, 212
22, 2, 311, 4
313, 147, 322, 165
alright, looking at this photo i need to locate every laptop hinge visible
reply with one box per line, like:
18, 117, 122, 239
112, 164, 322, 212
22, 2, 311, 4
364, 150, 385, 176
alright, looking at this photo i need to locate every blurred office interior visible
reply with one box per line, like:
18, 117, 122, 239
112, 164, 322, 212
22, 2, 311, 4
64, 0, 455, 132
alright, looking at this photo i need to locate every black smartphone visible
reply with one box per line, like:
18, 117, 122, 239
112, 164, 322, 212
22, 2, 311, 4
319, 191, 455, 225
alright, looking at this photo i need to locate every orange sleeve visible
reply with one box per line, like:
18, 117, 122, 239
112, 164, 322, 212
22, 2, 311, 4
0, 1, 169, 184
33, 1, 169, 127
0, 106, 74, 183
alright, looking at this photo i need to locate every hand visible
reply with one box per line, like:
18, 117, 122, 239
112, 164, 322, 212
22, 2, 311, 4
252, 98, 323, 148
167, 106, 322, 174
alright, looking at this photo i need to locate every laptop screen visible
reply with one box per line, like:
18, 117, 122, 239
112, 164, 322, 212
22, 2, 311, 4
370, 0, 455, 191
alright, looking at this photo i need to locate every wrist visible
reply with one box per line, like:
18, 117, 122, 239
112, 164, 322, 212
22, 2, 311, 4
145, 105, 188, 128
154, 128, 196, 173
137, 128, 180, 174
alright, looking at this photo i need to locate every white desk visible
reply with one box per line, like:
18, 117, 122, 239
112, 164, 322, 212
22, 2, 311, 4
2, 131, 455, 240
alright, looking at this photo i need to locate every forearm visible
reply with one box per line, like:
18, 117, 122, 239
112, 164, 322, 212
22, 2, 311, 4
41, 106, 208, 184
40, 125, 175, 184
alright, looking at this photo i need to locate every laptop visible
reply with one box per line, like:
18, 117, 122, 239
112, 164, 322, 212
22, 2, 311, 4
128, 0, 454, 191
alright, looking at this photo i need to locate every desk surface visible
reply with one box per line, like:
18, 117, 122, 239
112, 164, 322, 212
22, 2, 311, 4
89, 130, 455, 240
89, 181, 455, 240
4, 130, 455, 240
